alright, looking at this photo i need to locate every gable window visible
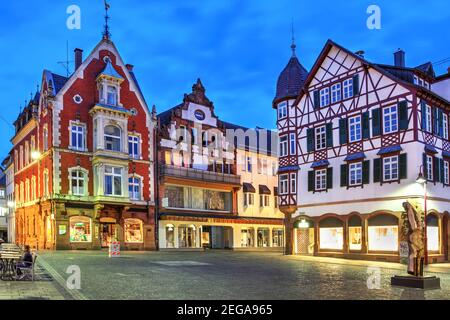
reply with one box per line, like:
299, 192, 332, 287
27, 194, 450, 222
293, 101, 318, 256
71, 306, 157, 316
106, 85, 118, 106
315, 169, 327, 191
444, 160, 449, 185
278, 102, 288, 119
425, 105, 432, 133
349, 162, 363, 186
320, 88, 330, 107
331, 83, 341, 103
128, 135, 140, 159
289, 133, 296, 155
71, 170, 85, 196
343, 78, 354, 99
315, 126, 326, 151
279, 135, 288, 157
349, 115, 362, 142
129, 176, 141, 200
279, 174, 289, 194
105, 166, 122, 196
104, 125, 121, 152
383, 105, 398, 134
426, 155, 433, 181
443, 114, 449, 140
383, 156, 399, 182
71, 123, 85, 151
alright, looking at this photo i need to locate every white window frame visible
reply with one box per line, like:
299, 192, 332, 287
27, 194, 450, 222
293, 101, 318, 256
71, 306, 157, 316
315, 169, 327, 191
104, 166, 123, 196
104, 125, 122, 152
320, 87, 330, 107
128, 134, 141, 159
69, 121, 86, 151
278, 101, 288, 119
69, 169, 86, 196
244, 193, 255, 207
290, 173, 297, 194
279, 135, 288, 157
426, 155, 433, 181
315, 126, 326, 151
343, 78, 354, 99
349, 115, 362, 142
383, 105, 399, 134
383, 156, 399, 182
425, 105, 432, 133
331, 83, 342, 104
106, 85, 118, 106
289, 133, 296, 155
349, 162, 363, 186
443, 114, 449, 140
279, 174, 289, 195
444, 160, 449, 185
128, 175, 142, 201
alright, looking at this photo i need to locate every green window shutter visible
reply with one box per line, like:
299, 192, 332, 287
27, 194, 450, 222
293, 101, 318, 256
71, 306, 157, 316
433, 156, 439, 182
353, 74, 360, 96
372, 108, 381, 136
363, 160, 370, 184
326, 123, 333, 148
306, 128, 315, 152
374, 158, 381, 183
423, 153, 428, 180
440, 158, 445, 183
339, 118, 348, 145
433, 107, 439, 135
327, 167, 333, 189
340, 164, 348, 187
398, 101, 408, 130
308, 171, 315, 192
313, 91, 320, 109
438, 109, 444, 137
399, 153, 407, 180
362, 112, 370, 139
421, 101, 427, 131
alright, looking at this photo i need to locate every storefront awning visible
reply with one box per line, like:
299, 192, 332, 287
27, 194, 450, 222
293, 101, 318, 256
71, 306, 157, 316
259, 185, 271, 195
243, 183, 256, 193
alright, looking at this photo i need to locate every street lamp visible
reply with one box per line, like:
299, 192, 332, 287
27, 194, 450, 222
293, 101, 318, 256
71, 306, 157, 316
7, 201, 15, 208
416, 166, 428, 265
31, 151, 42, 161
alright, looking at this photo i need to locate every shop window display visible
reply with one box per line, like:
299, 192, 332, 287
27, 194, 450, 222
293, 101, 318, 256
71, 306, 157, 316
257, 228, 270, 247
240, 228, 254, 247
166, 224, 175, 248
124, 219, 143, 243
427, 226, 439, 252
272, 229, 284, 247
368, 226, 398, 251
349, 227, 362, 251
178, 225, 197, 248
70, 216, 92, 242
319, 228, 343, 250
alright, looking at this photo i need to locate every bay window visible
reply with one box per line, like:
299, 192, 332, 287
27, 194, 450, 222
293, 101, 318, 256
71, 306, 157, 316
105, 166, 122, 196
349, 115, 362, 142
279, 135, 288, 157
383, 156, 399, 182
289, 133, 296, 155
279, 174, 288, 194
290, 173, 297, 194
104, 125, 121, 152
383, 105, 398, 134
128, 176, 141, 200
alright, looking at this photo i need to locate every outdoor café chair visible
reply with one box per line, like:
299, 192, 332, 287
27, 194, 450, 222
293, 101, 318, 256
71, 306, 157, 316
15, 253, 37, 282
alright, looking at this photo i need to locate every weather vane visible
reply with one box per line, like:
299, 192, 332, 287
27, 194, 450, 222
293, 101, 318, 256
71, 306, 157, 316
103, 0, 111, 40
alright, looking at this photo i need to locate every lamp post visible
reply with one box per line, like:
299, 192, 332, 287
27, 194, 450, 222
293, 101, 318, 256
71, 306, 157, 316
416, 168, 428, 265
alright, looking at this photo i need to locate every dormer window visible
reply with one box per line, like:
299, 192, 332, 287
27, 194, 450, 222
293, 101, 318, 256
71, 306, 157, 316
107, 85, 118, 106
104, 125, 121, 152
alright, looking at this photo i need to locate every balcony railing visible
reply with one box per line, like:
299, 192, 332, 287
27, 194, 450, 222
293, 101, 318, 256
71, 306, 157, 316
160, 164, 241, 185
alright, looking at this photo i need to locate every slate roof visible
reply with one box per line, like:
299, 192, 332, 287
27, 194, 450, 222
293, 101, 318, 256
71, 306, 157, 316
98, 58, 123, 79
274, 55, 309, 103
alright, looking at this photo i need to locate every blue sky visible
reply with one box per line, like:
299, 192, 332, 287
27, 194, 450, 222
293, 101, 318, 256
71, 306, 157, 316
0, 0, 449, 159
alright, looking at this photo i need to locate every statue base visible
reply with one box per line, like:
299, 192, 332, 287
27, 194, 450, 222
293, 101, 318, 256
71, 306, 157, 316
391, 275, 441, 290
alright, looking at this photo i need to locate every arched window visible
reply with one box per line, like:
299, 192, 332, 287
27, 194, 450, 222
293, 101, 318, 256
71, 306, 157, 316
124, 218, 143, 243
319, 217, 344, 250
368, 214, 398, 252
426, 214, 440, 252
348, 215, 362, 251
104, 125, 121, 151
69, 216, 92, 243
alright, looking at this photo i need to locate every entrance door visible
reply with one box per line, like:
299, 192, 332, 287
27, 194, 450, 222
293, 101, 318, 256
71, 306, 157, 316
101, 223, 117, 247
201, 226, 211, 249
296, 228, 314, 255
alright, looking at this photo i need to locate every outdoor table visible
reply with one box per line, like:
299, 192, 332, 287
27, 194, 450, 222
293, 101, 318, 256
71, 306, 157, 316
0, 252, 22, 281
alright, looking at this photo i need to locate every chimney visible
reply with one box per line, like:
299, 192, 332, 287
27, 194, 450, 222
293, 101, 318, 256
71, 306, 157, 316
126, 64, 134, 72
355, 50, 365, 59
394, 49, 405, 67
74, 48, 83, 70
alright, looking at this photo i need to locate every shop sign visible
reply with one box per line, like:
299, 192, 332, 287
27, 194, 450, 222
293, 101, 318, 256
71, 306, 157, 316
59, 225, 67, 235
109, 241, 121, 258
399, 241, 409, 257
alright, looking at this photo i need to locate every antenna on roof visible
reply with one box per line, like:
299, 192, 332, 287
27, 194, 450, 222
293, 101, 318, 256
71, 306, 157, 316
57, 41, 73, 77
291, 19, 296, 57
103, 0, 111, 40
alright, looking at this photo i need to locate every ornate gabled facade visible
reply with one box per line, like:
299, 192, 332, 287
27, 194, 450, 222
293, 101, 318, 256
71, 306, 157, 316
11, 36, 157, 250
276, 39, 450, 263
157, 80, 284, 250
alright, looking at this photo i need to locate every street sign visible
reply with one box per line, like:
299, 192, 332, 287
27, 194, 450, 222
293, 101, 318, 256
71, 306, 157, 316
109, 241, 120, 258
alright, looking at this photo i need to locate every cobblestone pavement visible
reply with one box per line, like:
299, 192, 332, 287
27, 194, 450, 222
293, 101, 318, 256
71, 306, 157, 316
0, 264, 69, 300
36, 250, 450, 300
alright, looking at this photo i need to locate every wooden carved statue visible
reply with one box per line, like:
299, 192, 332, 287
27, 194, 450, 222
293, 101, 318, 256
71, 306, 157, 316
402, 202, 425, 277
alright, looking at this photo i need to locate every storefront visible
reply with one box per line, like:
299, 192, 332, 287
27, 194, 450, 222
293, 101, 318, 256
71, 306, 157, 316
318, 217, 344, 251
367, 214, 398, 252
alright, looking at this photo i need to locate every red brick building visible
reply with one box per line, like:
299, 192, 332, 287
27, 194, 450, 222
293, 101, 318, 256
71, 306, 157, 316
12, 34, 157, 250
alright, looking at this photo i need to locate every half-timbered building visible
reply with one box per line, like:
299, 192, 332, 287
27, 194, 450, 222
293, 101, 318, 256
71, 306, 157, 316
276, 39, 450, 263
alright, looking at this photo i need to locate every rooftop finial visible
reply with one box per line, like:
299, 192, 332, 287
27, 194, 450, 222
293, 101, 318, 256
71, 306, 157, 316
103, 0, 111, 40
291, 20, 296, 57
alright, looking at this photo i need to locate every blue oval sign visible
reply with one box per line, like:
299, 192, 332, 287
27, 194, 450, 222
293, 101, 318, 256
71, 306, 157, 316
194, 110, 205, 121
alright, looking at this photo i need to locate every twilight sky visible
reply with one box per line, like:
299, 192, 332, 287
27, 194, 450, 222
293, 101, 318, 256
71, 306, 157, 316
0, 0, 449, 159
